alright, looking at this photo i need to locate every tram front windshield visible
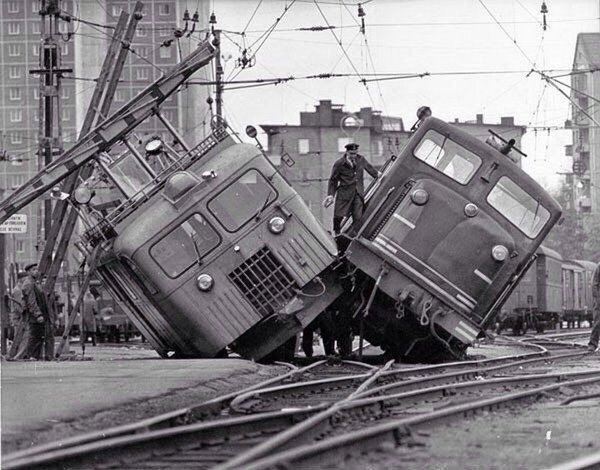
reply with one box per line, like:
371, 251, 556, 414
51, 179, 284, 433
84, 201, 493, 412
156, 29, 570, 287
208, 169, 277, 232
487, 176, 550, 238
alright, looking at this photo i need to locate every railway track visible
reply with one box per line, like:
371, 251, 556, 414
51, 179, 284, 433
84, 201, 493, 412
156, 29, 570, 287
4, 341, 595, 470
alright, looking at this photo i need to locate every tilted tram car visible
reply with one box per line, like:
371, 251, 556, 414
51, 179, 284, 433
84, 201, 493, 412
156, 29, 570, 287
84, 131, 342, 359
336, 117, 562, 360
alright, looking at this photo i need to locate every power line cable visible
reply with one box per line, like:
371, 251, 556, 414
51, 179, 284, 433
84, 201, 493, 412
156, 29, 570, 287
477, 0, 535, 67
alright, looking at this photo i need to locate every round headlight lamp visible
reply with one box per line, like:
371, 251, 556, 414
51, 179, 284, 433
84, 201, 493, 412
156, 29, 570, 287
74, 186, 94, 205
196, 274, 214, 291
410, 188, 429, 205
268, 216, 286, 234
491, 245, 509, 262
464, 203, 479, 217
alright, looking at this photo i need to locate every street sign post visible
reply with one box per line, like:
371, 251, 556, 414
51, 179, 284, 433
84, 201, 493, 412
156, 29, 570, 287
0, 214, 27, 234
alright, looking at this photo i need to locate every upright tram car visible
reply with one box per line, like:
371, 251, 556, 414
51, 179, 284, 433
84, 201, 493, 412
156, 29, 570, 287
336, 116, 562, 360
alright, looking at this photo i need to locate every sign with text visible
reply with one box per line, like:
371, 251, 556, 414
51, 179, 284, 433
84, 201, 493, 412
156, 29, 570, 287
0, 214, 27, 234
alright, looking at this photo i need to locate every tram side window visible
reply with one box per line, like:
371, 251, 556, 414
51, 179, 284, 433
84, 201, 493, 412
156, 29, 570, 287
413, 130, 481, 184
487, 176, 550, 239
150, 214, 221, 278
208, 169, 277, 232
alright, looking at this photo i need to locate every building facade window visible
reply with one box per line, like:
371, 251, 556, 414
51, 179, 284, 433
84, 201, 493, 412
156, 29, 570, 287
298, 139, 310, 154
16, 240, 25, 253
33, 88, 39, 100
62, 108, 71, 121
8, 2, 19, 13
8, 66, 21, 79
135, 68, 149, 80
61, 87, 70, 99
159, 27, 171, 37
158, 3, 170, 15
374, 140, 383, 156
8, 23, 21, 35
61, 44, 69, 56
32, 45, 39, 56
8, 44, 21, 57
114, 90, 125, 102
9, 109, 23, 122
135, 27, 147, 37
111, 5, 122, 16
10, 132, 22, 144
9, 88, 22, 101
11, 174, 25, 189
137, 46, 149, 58
31, 21, 40, 34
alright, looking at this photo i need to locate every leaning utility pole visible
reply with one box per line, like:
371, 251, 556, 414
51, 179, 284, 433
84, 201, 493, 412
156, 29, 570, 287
29, 0, 72, 254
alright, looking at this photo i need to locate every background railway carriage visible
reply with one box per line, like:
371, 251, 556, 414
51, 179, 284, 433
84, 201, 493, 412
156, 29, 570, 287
499, 246, 562, 334
338, 116, 561, 360
575, 260, 598, 325
562, 259, 596, 327
86, 131, 341, 359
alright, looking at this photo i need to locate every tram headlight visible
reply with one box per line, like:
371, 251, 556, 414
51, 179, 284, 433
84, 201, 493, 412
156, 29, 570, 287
196, 274, 214, 292
491, 245, 509, 262
268, 216, 286, 234
464, 203, 479, 217
410, 188, 429, 205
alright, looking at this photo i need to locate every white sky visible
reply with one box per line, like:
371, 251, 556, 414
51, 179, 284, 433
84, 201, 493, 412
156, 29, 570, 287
206, 0, 600, 190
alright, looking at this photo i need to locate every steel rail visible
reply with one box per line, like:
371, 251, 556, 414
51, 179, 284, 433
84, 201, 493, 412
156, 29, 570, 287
544, 450, 600, 470
2, 362, 382, 470
357, 349, 591, 398
229, 348, 584, 412
240, 374, 600, 470
3, 360, 345, 463
6, 365, 596, 469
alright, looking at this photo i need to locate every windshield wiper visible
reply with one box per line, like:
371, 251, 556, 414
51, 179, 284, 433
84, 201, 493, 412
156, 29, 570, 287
530, 200, 541, 234
254, 193, 272, 221
191, 237, 203, 267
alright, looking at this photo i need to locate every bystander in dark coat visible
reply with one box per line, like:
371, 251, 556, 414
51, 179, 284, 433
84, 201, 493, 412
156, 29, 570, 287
7, 272, 28, 359
21, 264, 49, 360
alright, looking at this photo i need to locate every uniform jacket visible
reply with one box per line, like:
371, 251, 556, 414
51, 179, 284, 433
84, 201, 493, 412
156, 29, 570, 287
327, 153, 378, 218
22, 277, 48, 324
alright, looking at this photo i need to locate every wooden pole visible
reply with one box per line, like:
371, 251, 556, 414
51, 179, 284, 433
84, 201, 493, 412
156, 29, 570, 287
0, 234, 7, 355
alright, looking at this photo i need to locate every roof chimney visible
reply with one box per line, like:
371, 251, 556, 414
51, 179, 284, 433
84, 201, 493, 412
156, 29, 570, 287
476, 114, 483, 124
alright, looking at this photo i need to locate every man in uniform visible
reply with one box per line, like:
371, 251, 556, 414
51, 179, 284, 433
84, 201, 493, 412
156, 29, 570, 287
7, 272, 27, 359
21, 263, 49, 360
323, 143, 379, 357
587, 261, 600, 352
323, 142, 380, 237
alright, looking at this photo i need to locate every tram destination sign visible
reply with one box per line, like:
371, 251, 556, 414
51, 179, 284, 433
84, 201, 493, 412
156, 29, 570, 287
0, 214, 27, 234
